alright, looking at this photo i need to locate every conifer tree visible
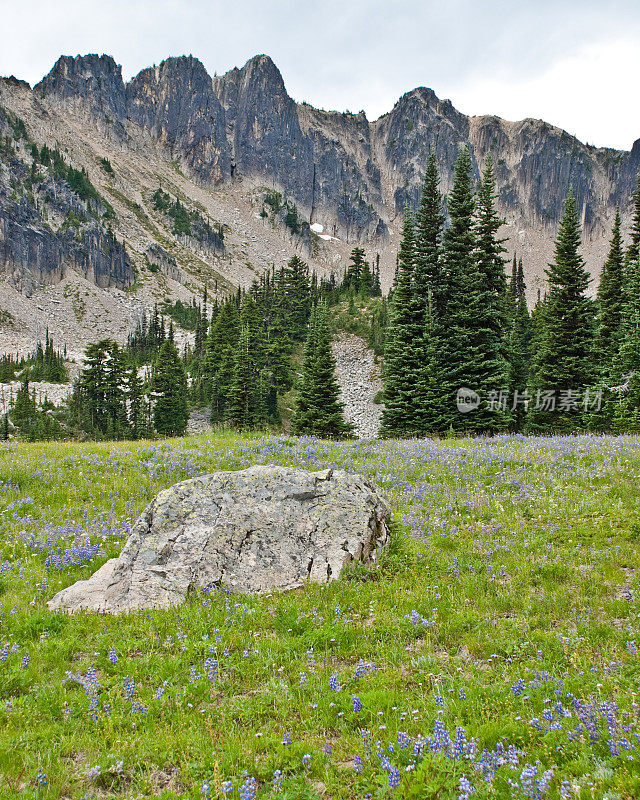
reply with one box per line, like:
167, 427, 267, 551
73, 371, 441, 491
438, 146, 485, 431
595, 209, 625, 376
626, 170, 640, 269
203, 299, 240, 421
226, 326, 259, 429
610, 242, 640, 430
414, 152, 445, 318
152, 339, 189, 436
11, 374, 37, 435
292, 302, 352, 437
527, 190, 595, 432
371, 255, 382, 297
617, 256, 640, 378
239, 294, 266, 368
412, 151, 447, 432
612, 171, 640, 430
275, 256, 311, 342
469, 156, 511, 431
380, 208, 421, 436
508, 258, 532, 431
345, 248, 367, 292
509, 254, 518, 302
124, 360, 146, 439
359, 259, 374, 297
73, 339, 129, 439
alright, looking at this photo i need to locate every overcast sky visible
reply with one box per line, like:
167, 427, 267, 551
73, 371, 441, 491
2, 0, 640, 150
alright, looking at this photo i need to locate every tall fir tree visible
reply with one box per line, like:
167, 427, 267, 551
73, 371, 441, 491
414, 152, 446, 318
10, 374, 37, 435
380, 208, 421, 436
412, 151, 447, 433
292, 302, 353, 438
527, 190, 596, 432
626, 170, 640, 269
611, 236, 640, 430
152, 339, 189, 436
438, 146, 486, 431
72, 339, 129, 439
612, 170, 640, 429
344, 248, 367, 292
507, 258, 532, 431
595, 209, 625, 376
276, 255, 311, 342
469, 156, 511, 431
124, 359, 146, 439
203, 299, 240, 421
509, 254, 518, 301
226, 326, 259, 429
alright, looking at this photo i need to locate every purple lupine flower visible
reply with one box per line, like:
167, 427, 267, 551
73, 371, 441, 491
388, 766, 401, 789
239, 772, 256, 800
458, 775, 475, 799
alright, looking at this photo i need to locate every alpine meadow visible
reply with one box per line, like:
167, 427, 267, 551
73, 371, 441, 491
2, 4, 640, 799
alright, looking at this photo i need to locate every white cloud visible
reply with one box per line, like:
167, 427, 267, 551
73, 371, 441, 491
446, 38, 640, 150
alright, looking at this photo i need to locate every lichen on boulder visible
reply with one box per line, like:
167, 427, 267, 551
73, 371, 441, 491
48, 464, 391, 614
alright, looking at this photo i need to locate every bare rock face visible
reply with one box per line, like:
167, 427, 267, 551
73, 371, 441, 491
48, 465, 391, 614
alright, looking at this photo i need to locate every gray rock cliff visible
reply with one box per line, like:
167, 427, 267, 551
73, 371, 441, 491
2, 51, 640, 299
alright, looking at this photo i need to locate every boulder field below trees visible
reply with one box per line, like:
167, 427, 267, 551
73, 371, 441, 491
48, 465, 391, 614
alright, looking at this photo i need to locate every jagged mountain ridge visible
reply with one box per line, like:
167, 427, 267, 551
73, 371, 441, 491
0, 51, 639, 356
30, 52, 640, 242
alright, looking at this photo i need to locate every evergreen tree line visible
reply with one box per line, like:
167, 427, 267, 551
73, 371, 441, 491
6, 249, 379, 440
67, 332, 188, 440
382, 147, 640, 435
190, 253, 371, 432
4, 374, 66, 441
0, 331, 68, 383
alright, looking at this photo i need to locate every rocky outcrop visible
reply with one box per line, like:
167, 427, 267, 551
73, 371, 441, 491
214, 55, 314, 200
127, 56, 231, 185
48, 465, 391, 613
34, 54, 128, 138
0, 107, 134, 292
0, 203, 133, 292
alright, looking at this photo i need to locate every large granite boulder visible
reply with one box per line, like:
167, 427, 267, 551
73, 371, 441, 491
48, 465, 391, 614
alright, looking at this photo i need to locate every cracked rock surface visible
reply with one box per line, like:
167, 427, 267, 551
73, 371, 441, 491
48, 464, 391, 613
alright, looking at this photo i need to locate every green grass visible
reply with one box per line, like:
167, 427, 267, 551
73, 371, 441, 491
0, 433, 639, 798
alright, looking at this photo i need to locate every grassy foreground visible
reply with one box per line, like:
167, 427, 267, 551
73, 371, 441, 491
0, 433, 639, 799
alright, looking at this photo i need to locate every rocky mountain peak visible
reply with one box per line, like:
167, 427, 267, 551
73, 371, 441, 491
153, 55, 213, 87
238, 54, 288, 95
35, 54, 126, 121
